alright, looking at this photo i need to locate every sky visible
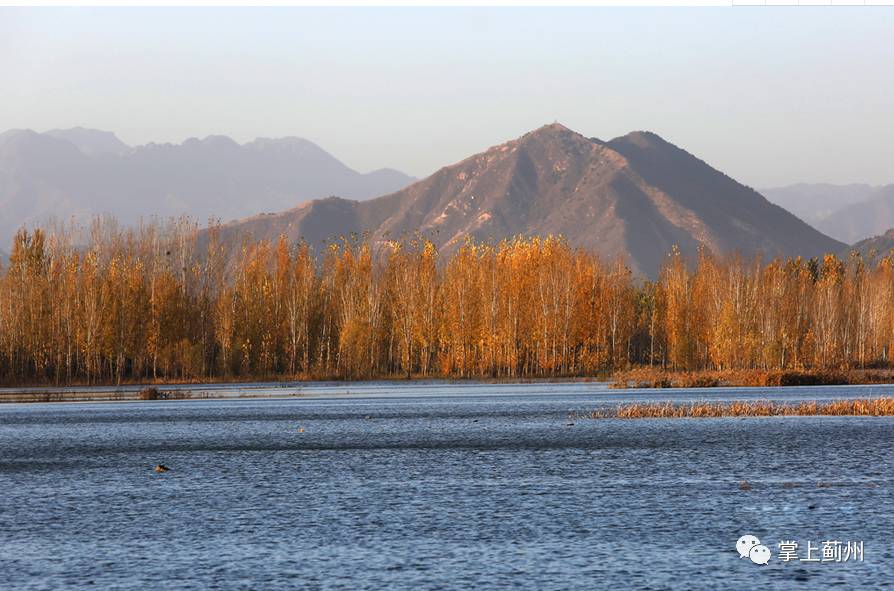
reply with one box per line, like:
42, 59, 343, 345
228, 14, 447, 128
1, 7, 893, 187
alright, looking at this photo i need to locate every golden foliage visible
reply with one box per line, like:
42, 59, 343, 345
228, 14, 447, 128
2, 221, 894, 385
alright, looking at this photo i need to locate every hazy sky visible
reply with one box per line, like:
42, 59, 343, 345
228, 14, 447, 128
2, 7, 892, 187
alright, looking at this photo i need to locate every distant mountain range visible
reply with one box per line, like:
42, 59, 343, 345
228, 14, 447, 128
762, 183, 894, 244
216, 123, 844, 276
0, 127, 415, 247
3, 123, 860, 276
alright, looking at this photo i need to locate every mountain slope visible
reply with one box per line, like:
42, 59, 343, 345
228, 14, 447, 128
845, 228, 894, 260
0, 128, 415, 247
218, 123, 844, 276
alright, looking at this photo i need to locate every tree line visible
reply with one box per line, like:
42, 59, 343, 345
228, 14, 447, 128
1, 220, 893, 385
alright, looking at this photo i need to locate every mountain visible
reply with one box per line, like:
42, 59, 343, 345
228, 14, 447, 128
762, 183, 894, 243
814, 186, 894, 244
44, 127, 131, 156
844, 228, 894, 260
0, 128, 415, 248
761, 184, 878, 227
216, 123, 844, 276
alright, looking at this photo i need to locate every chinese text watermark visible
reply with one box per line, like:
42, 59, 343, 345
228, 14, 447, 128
737, 534, 864, 565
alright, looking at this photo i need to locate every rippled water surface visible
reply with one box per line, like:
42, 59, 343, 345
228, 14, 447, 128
2, 382, 894, 589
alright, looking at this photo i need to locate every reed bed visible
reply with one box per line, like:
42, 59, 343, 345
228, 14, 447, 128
589, 398, 894, 419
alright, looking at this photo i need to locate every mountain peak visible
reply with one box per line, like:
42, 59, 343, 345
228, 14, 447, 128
504, 122, 597, 156
536, 121, 573, 133
45, 127, 130, 156
524, 121, 582, 140
245, 136, 327, 156
182, 135, 240, 150
248, 136, 316, 148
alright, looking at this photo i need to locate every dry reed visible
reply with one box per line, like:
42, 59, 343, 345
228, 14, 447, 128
589, 398, 894, 419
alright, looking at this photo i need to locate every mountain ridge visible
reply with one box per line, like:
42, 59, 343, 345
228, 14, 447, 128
0, 128, 416, 245
45, 127, 131, 156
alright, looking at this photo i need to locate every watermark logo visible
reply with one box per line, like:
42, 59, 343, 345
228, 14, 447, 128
737, 535, 864, 565
736, 534, 770, 565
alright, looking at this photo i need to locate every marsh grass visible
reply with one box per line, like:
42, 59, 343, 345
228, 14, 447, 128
588, 398, 894, 419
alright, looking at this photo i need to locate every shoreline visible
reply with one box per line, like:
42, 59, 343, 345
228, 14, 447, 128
4, 375, 894, 404
0, 378, 610, 404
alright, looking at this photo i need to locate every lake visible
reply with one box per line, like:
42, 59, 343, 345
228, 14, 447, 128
2, 382, 893, 589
